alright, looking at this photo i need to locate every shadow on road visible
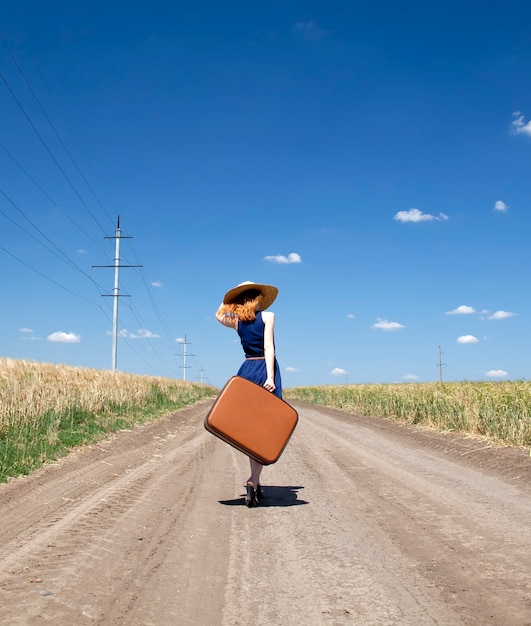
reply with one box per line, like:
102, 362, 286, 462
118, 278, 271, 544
219, 485, 308, 507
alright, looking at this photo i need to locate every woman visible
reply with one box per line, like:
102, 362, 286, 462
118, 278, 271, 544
215, 280, 282, 507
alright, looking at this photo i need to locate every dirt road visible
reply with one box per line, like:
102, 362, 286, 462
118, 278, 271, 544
0, 400, 530, 625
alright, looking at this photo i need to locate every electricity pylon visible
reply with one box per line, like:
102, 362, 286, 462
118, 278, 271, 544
93, 216, 141, 371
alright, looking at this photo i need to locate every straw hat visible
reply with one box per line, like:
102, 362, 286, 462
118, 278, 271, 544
223, 281, 278, 310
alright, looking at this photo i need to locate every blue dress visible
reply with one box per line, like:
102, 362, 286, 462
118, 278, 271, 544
236, 311, 282, 398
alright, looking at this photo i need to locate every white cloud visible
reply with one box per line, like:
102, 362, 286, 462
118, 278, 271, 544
488, 310, 517, 320
403, 373, 419, 380
114, 328, 160, 339
371, 318, 405, 331
264, 252, 302, 264
485, 369, 508, 378
446, 305, 476, 315
77, 249, 87, 254
457, 335, 479, 344
511, 112, 531, 136
19, 328, 34, 333
330, 367, 347, 376
47, 331, 81, 344
493, 200, 508, 212
175, 337, 186, 343
285, 366, 299, 373
130, 329, 160, 339
394, 208, 448, 223
151, 281, 163, 288
347, 313, 356, 319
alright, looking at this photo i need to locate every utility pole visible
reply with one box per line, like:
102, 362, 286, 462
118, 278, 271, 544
437, 345, 446, 383
198, 365, 206, 385
93, 216, 142, 371
177, 335, 195, 381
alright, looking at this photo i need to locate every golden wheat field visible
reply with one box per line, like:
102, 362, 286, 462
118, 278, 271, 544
284, 380, 531, 447
0, 357, 215, 425
0, 358, 217, 480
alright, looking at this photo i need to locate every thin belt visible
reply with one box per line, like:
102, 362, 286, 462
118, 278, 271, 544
245, 356, 265, 360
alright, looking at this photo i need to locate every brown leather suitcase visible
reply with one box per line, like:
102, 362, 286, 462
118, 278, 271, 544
204, 376, 298, 465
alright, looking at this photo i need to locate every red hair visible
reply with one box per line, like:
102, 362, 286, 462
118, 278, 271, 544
220, 290, 263, 322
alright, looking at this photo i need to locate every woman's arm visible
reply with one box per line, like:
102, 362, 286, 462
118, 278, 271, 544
262, 311, 276, 392
215, 303, 238, 329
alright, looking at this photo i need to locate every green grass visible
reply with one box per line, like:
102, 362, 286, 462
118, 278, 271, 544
0, 379, 217, 483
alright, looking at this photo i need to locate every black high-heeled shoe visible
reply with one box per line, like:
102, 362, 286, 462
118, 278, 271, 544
256, 483, 263, 500
245, 482, 259, 507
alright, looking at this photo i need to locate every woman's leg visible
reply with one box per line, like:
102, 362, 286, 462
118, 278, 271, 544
248, 457, 263, 488
245, 458, 263, 506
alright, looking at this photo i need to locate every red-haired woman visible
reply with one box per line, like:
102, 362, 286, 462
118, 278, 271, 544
215, 281, 282, 507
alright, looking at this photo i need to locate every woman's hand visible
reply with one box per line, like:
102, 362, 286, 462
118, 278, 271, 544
263, 377, 275, 393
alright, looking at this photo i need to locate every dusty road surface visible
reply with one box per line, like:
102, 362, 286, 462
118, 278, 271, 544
0, 400, 530, 626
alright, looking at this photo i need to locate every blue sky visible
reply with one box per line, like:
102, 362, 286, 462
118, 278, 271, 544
1, 1, 529, 388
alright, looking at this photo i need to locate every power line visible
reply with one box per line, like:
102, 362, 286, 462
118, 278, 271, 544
0, 32, 114, 226
126, 240, 180, 348
126, 300, 175, 367
0, 28, 117, 228
0, 243, 101, 307
118, 333, 177, 378
0, 71, 108, 235
0, 188, 106, 293
0, 142, 103, 247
